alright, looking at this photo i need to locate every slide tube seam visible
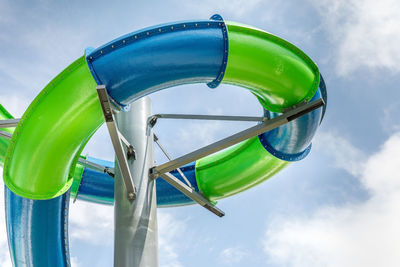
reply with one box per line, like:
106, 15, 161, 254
207, 14, 229, 89
259, 133, 312, 161
224, 22, 320, 113
84, 47, 126, 111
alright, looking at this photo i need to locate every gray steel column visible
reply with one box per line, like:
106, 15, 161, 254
114, 97, 158, 267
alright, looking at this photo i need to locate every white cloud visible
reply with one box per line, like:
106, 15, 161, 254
263, 132, 400, 267
70, 256, 80, 267
313, 131, 366, 176
313, 0, 400, 75
219, 246, 248, 266
158, 211, 186, 267
69, 200, 114, 243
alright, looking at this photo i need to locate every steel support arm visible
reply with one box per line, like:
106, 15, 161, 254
77, 157, 115, 177
151, 98, 324, 176
150, 114, 265, 122
0, 119, 19, 128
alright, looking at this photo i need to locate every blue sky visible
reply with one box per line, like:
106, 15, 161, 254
1, 0, 400, 266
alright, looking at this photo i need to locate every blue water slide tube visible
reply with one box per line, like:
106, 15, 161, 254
86, 19, 226, 108
5, 187, 70, 266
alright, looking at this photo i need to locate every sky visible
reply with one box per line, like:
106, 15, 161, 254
1, 0, 400, 266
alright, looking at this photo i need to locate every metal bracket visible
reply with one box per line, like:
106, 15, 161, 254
119, 132, 136, 160
97, 85, 137, 200
150, 98, 324, 176
156, 171, 224, 217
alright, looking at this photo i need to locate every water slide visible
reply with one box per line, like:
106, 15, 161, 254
1, 15, 326, 266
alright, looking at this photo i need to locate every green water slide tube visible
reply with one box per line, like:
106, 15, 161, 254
2, 16, 324, 204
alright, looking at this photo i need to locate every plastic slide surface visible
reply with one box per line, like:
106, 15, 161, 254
1, 15, 327, 267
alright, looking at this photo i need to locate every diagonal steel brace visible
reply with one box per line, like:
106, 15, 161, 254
97, 85, 137, 200
158, 172, 225, 217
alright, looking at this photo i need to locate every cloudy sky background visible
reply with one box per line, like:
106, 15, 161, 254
1, 0, 400, 266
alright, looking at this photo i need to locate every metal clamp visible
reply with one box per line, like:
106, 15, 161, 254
118, 131, 137, 160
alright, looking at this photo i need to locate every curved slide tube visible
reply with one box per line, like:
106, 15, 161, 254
5, 188, 70, 266
2, 15, 326, 266
3, 17, 320, 200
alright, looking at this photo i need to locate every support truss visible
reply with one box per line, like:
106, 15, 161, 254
150, 98, 324, 176
149, 98, 324, 216
1, 91, 324, 217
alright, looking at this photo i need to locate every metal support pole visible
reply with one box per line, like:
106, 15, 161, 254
114, 97, 158, 267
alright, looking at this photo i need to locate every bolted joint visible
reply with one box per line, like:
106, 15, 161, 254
149, 167, 158, 180
127, 191, 136, 200
147, 116, 158, 128
127, 145, 136, 160
105, 168, 115, 178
